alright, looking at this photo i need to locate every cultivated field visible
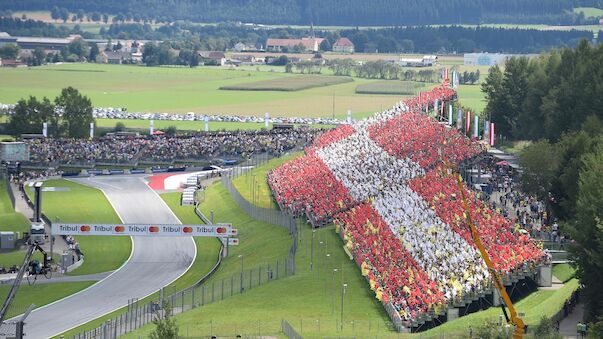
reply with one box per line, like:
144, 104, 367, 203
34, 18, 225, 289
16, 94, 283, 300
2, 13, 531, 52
220, 74, 353, 91
356, 80, 425, 95
0, 63, 412, 118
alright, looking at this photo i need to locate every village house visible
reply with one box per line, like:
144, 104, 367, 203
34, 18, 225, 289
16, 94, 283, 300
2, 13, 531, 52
332, 38, 355, 53
266, 37, 324, 52
198, 51, 226, 66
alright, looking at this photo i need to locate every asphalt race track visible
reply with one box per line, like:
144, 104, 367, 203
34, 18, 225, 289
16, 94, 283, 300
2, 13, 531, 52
21, 175, 196, 338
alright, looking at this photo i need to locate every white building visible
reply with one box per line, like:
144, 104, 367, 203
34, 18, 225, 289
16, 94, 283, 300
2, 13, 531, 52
464, 53, 510, 66
399, 55, 437, 67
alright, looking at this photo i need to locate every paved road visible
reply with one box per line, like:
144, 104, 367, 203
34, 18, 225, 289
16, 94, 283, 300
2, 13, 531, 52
20, 176, 195, 338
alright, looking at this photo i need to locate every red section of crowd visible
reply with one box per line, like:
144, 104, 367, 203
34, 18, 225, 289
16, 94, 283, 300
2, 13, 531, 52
267, 153, 355, 224
408, 167, 545, 274
335, 203, 443, 320
369, 111, 482, 168
306, 124, 356, 153
407, 86, 456, 113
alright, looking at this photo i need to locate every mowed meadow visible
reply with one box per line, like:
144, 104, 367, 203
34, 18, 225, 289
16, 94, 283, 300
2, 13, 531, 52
0, 63, 419, 118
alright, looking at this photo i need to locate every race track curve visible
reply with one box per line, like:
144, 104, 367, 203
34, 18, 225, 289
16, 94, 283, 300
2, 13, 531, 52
21, 175, 196, 338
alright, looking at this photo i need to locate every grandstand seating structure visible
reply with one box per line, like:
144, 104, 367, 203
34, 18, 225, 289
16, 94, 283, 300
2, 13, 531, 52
267, 85, 547, 326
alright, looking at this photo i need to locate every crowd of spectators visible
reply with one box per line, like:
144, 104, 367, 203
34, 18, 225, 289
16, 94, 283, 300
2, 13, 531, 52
336, 203, 444, 320
368, 111, 482, 169
267, 153, 354, 224
408, 166, 545, 275
24, 129, 319, 165
268, 85, 546, 322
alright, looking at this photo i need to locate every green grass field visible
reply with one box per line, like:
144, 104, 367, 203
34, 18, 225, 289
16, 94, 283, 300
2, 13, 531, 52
553, 263, 576, 283
0, 182, 33, 268
0, 63, 410, 118
220, 74, 353, 91
0, 181, 29, 234
356, 80, 425, 95
574, 7, 603, 18
26, 179, 131, 275
457, 84, 487, 114
0, 281, 96, 320
232, 152, 302, 209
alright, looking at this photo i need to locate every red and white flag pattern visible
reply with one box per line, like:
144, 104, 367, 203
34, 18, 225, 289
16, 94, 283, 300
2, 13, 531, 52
268, 85, 544, 322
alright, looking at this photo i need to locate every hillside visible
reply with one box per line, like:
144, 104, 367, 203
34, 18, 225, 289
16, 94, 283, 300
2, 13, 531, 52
2, 0, 602, 26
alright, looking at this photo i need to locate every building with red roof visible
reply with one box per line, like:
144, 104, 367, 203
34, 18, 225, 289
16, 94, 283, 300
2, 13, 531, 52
333, 37, 355, 53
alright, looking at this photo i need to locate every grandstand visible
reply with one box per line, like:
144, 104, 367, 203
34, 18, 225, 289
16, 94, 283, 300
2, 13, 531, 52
267, 85, 548, 331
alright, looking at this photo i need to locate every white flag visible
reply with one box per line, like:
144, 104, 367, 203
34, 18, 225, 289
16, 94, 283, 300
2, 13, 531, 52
43, 122, 48, 137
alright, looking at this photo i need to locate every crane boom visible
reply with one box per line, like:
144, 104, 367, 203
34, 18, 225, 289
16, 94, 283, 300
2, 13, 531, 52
453, 171, 525, 338
0, 245, 35, 324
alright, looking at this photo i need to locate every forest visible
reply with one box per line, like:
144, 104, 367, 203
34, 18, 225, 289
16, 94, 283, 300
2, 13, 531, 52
478, 41, 603, 332
1, 17, 592, 55
2, 0, 603, 26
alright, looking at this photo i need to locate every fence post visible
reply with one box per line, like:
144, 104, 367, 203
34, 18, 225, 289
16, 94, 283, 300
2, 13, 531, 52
181, 291, 185, 313
192, 286, 196, 308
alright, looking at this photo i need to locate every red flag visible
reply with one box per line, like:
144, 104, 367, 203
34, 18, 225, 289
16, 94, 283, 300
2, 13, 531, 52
465, 111, 471, 134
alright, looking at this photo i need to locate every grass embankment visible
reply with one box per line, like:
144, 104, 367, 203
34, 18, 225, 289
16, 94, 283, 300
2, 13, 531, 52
0, 63, 404, 117
356, 80, 426, 95
0, 181, 29, 234
0, 282, 96, 320
457, 84, 487, 114
0, 181, 35, 268
553, 263, 576, 283
125, 155, 395, 338
25, 179, 131, 275
231, 151, 302, 209
220, 74, 353, 91
424, 279, 580, 337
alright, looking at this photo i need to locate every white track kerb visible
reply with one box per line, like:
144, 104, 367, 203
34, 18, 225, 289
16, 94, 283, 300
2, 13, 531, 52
18, 175, 196, 338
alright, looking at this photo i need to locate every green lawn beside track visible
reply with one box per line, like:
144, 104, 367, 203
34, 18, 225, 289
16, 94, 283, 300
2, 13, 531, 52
0, 181, 35, 268
25, 179, 131, 275
0, 282, 96, 320
232, 151, 302, 210
553, 263, 576, 283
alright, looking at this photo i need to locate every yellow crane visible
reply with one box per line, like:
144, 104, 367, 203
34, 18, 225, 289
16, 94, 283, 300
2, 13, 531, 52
449, 166, 526, 338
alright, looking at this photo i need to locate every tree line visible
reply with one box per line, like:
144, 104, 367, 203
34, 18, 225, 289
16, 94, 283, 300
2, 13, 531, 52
7, 87, 94, 138
483, 40, 603, 331
1, 0, 601, 26
0, 16, 594, 55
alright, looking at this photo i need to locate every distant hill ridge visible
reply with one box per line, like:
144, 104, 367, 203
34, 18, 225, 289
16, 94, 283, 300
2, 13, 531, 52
2, 0, 603, 26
